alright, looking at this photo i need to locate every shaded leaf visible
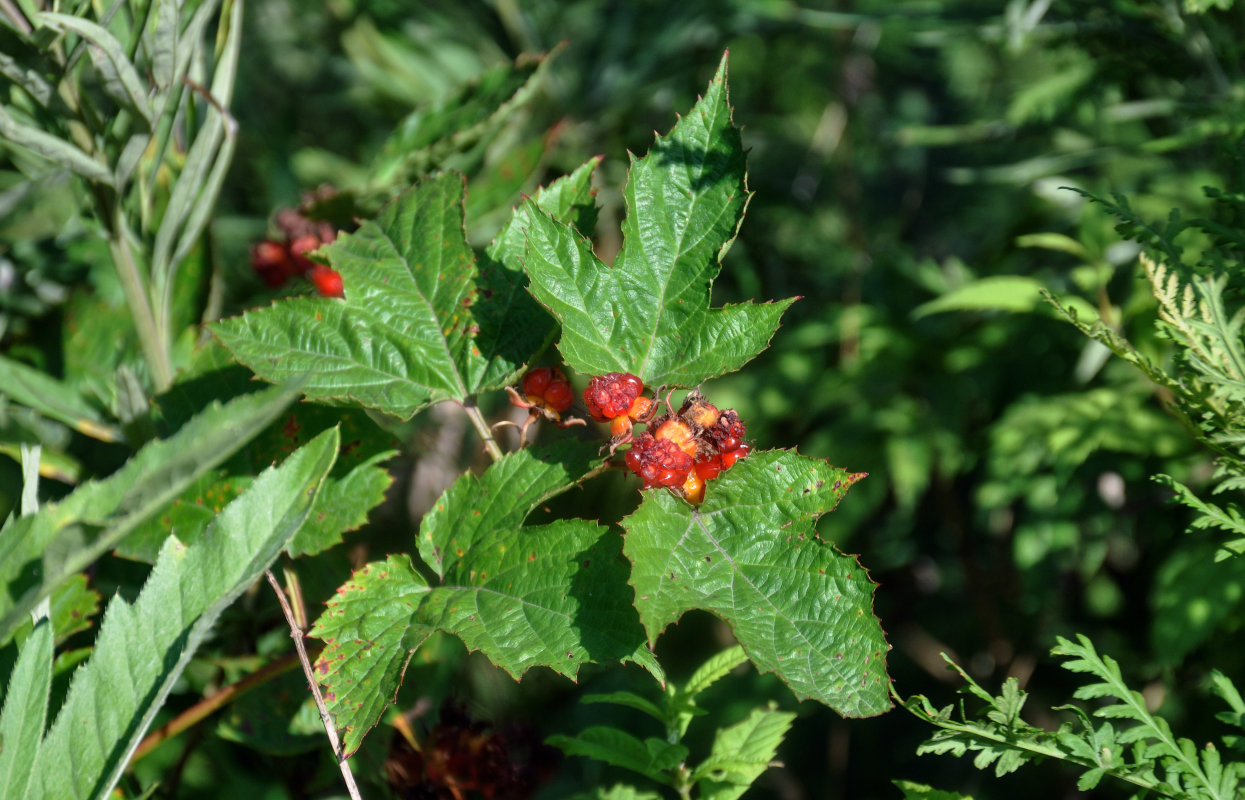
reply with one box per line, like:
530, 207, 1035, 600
694, 705, 796, 800
0, 105, 113, 184
37, 12, 153, 123
623, 449, 889, 717
548, 726, 688, 783
0, 351, 122, 443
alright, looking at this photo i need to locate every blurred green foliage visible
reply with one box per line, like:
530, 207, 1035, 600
6, 0, 1245, 797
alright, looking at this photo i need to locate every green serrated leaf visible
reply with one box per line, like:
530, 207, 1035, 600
0, 383, 303, 645
0, 616, 52, 800
681, 644, 748, 701
418, 440, 600, 576
31, 427, 337, 800
548, 727, 688, 783
418, 516, 660, 680
694, 705, 796, 800
623, 449, 889, 716
309, 554, 432, 757
522, 53, 793, 387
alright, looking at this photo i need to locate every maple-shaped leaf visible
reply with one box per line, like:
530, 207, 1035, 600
416, 441, 662, 680
309, 554, 432, 756
522, 53, 794, 387
210, 166, 598, 418
309, 442, 661, 754
622, 450, 890, 717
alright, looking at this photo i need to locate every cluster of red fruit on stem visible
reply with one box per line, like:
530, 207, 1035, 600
250, 206, 344, 298
506, 368, 750, 504
585, 373, 748, 505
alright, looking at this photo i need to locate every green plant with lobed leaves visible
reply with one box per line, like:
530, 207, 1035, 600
0, 42, 889, 798
211, 54, 891, 792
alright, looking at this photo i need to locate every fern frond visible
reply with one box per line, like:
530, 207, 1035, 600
1153, 474, 1245, 554
1052, 634, 1244, 800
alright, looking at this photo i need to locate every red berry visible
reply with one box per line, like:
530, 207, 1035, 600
543, 379, 573, 413
624, 433, 693, 489
720, 443, 750, 469
694, 453, 723, 482
521, 367, 555, 399
706, 410, 746, 453
584, 373, 644, 422
309, 264, 344, 298
289, 234, 322, 274
252, 240, 295, 287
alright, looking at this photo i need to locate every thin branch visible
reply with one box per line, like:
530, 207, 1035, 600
461, 399, 505, 462
266, 569, 363, 800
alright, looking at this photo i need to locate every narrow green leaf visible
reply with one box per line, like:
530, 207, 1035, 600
0, 616, 52, 800
0, 353, 122, 442
623, 449, 890, 717
693, 705, 796, 800
0, 105, 112, 184
893, 781, 976, 800
523, 53, 793, 387
37, 12, 153, 123
149, 0, 179, 90
0, 46, 55, 106
583, 691, 668, 723
32, 427, 337, 800
0, 383, 302, 645
548, 727, 688, 783
309, 554, 432, 757
681, 645, 748, 701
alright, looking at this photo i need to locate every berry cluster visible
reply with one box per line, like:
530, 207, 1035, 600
505, 369, 750, 504
591, 375, 748, 505
583, 372, 655, 446
250, 205, 344, 298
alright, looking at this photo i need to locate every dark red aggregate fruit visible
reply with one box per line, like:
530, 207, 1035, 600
625, 433, 694, 488
542, 379, 574, 413
721, 442, 750, 468
584, 372, 644, 422
706, 409, 747, 453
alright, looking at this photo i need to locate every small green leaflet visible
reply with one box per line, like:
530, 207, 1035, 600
522, 53, 794, 387
211, 164, 598, 418
622, 449, 890, 717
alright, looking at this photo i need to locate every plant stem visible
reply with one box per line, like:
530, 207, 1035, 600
265, 569, 363, 800
462, 399, 505, 463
